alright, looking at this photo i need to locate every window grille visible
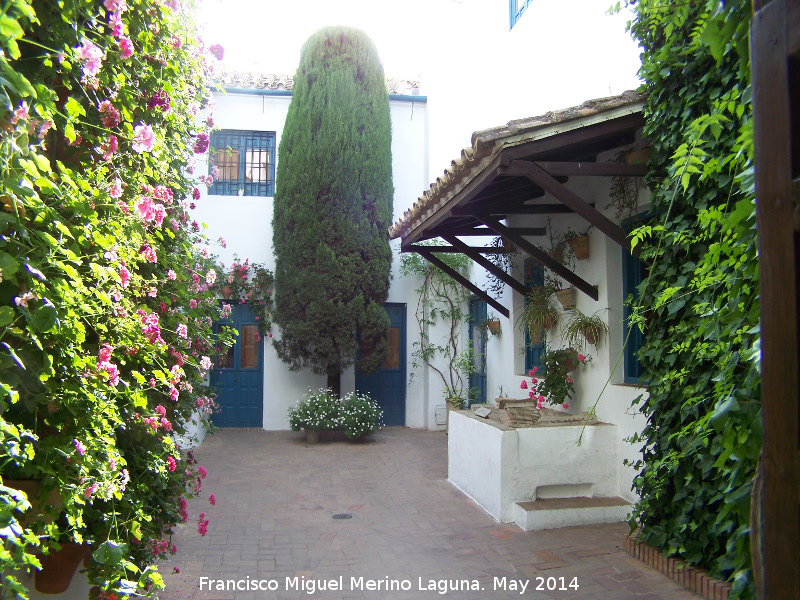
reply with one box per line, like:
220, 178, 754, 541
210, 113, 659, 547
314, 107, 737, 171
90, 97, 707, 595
209, 130, 276, 197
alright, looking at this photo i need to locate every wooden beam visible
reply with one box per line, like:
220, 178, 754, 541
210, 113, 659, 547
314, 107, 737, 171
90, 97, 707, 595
476, 214, 599, 301
532, 161, 648, 177
415, 249, 509, 318
454, 203, 594, 216
407, 244, 505, 254
504, 160, 637, 255
441, 235, 530, 296
752, 1, 800, 597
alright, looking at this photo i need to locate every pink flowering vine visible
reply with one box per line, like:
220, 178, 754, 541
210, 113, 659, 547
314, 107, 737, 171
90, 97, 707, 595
131, 123, 156, 153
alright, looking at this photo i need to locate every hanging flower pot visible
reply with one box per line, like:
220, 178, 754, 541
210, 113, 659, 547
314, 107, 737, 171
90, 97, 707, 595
35, 542, 92, 594
485, 318, 502, 336
582, 327, 598, 345
555, 287, 576, 309
568, 234, 590, 260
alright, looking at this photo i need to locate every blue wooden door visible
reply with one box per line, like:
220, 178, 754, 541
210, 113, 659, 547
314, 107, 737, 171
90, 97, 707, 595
211, 303, 263, 427
469, 297, 487, 405
355, 304, 406, 426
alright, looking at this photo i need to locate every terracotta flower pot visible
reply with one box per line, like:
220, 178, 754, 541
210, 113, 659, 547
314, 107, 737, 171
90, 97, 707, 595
486, 319, 501, 336
305, 429, 320, 444
568, 234, 590, 260
35, 542, 91, 594
555, 288, 576, 309
5, 479, 63, 528
582, 328, 598, 345
221, 286, 232, 299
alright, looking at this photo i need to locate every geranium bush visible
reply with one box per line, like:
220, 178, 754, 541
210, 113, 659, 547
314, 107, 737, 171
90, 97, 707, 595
520, 349, 590, 408
0, 0, 233, 596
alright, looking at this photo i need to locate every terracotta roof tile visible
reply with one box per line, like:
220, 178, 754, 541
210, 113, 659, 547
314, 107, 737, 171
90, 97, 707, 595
389, 90, 646, 240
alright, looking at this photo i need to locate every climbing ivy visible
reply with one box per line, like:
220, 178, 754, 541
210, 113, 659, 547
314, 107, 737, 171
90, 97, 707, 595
619, 1, 759, 597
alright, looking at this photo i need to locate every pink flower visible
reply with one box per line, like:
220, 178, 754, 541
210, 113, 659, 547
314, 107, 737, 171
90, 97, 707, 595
198, 465, 207, 479
192, 187, 200, 200
208, 44, 224, 60
166, 456, 176, 472
193, 133, 209, 154
84, 483, 99, 499
537, 400, 544, 410
141, 245, 157, 263
197, 519, 209, 536
538, 395, 545, 403
103, 0, 126, 11
167, 269, 177, 281
119, 265, 130, 288
101, 134, 118, 161
74, 439, 87, 456
189, 299, 197, 309
108, 177, 123, 198
155, 404, 166, 416
98, 100, 121, 128
169, 385, 179, 402
160, 418, 172, 432
177, 323, 188, 338
98, 344, 113, 363
205, 269, 217, 286
566, 376, 573, 384
209, 493, 216, 505
131, 123, 155, 153
578, 354, 586, 363
77, 39, 104, 78
520, 380, 527, 389
11, 101, 29, 124
199, 356, 212, 370
171, 35, 182, 48
118, 36, 134, 60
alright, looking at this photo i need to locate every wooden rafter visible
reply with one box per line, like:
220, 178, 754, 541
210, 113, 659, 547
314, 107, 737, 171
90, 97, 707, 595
441, 235, 529, 296
415, 249, 509, 318
476, 213, 599, 301
532, 161, 647, 177
407, 244, 505, 254
501, 160, 637, 255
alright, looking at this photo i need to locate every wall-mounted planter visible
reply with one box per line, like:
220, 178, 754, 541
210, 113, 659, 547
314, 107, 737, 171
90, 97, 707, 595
568, 234, 590, 260
485, 318, 502, 336
555, 287, 576, 309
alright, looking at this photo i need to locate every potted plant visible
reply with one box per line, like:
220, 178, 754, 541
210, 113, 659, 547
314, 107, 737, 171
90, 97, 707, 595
287, 388, 343, 443
519, 285, 559, 344
340, 392, 383, 442
555, 287, 576, 309
520, 348, 591, 409
485, 317, 502, 337
563, 310, 609, 350
564, 228, 591, 260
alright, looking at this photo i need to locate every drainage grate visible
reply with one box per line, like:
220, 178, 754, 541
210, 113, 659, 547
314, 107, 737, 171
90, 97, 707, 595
332, 513, 353, 520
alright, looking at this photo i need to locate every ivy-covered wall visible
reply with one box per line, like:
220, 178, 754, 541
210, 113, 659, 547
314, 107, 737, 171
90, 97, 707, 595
623, 1, 759, 597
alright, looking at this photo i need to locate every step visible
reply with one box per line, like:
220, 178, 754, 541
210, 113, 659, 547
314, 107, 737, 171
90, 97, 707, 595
514, 496, 633, 531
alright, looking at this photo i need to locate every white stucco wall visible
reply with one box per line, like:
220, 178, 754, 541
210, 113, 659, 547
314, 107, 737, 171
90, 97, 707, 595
193, 89, 430, 430
448, 411, 621, 522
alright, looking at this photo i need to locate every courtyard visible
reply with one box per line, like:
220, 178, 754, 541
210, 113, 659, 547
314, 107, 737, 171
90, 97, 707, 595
160, 428, 697, 600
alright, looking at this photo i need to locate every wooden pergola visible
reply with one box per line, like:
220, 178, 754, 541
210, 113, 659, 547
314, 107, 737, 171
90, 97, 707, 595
751, 0, 800, 597
389, 92, 648, 317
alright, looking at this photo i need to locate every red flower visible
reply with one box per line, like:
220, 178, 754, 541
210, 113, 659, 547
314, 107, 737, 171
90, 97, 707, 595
520, 380, 527, 389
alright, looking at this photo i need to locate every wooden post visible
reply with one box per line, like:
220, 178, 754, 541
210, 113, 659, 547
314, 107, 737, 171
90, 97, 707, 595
751, 0, 800, 597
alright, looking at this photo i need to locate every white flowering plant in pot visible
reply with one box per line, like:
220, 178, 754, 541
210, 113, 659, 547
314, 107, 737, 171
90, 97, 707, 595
340, 392, 383, 440
287, 388, 342, 432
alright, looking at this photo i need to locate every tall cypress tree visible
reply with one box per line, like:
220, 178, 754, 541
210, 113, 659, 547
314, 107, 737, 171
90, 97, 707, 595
272, 27, 393, 397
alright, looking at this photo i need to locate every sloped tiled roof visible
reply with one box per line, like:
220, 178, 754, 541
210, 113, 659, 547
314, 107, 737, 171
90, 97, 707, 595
213, 70, 421, 95
389, 90, 647, 240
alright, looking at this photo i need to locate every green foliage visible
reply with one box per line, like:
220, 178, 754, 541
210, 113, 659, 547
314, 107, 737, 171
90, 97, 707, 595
0, 0, 232, 595
622, 0, 759, 596
399, 244, 474, 403
562, 310, 608, 352
340, 391, 382, 440
272, 26, 394, 390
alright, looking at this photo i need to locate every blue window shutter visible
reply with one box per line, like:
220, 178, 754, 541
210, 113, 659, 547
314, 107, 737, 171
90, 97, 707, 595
523, 258, 545, 372
208, 130, 276, 197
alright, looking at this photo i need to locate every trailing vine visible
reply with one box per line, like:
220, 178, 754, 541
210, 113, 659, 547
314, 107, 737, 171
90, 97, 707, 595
618, 1, 759, 596
399, 242, 474, 405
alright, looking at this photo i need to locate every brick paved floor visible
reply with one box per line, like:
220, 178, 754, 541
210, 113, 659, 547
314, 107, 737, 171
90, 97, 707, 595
159, 428, 698, 600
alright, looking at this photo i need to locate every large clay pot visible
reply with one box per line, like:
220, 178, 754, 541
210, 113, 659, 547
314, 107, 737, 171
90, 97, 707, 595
305, 429, 320, 444
35, 543, 91, 594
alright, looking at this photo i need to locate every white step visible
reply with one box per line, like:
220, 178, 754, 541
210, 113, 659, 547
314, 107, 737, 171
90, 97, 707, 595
514, 496, 633, 531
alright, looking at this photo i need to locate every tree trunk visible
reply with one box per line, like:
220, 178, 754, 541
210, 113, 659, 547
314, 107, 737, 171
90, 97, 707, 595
327, 372, 341, 398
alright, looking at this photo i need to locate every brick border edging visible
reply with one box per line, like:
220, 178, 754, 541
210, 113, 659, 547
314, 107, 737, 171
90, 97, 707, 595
623, 534, 733, 600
